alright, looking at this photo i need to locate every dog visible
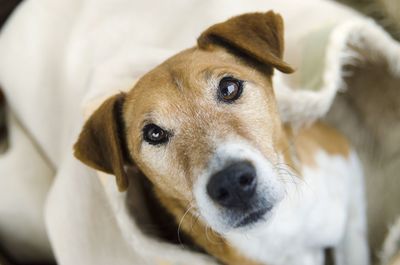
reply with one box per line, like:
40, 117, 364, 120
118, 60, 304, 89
73, 11, 370, 265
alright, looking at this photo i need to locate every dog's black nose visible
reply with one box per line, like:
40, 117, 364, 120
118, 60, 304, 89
207, 161, 257, 209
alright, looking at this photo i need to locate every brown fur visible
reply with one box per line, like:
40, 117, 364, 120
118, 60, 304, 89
74, 93, 131, 191
74, 11, 350, 265
290, 122, 350, 167
198, 11, 294, 74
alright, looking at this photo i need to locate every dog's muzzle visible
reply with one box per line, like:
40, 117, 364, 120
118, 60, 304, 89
206, 161, 273, 227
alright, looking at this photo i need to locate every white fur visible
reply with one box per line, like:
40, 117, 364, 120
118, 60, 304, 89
334, 153, 369, 265
222, 151, 369, 265
194, 141, 285, 234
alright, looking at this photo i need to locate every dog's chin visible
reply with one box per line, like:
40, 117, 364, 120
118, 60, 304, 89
204, 204, 275, 235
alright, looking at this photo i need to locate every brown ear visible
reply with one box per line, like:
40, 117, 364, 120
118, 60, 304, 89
198, 11, 294, 74
73, 93, 131, 191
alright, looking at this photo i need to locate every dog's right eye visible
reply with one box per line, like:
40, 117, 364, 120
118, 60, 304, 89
143, 124, 169, 145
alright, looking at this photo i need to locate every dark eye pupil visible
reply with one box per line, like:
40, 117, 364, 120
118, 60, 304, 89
218, 77, 242, 102
143, 124, 168, 145
222, 82, 237, 97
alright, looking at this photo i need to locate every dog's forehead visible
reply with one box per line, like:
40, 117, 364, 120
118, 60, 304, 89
124, 47, 273, 129
128, 47, 269, 100
126, 49, 232, 108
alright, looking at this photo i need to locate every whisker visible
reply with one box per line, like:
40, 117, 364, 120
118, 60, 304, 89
273, 161, 301, 176
205, 225, 222, 245
177, 205, 194, 247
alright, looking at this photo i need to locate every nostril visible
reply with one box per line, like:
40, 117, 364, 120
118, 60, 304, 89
216, 188, 229, 201
239, 174, 255, 187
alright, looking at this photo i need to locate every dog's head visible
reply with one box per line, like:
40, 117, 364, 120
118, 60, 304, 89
74, 11, 295, 234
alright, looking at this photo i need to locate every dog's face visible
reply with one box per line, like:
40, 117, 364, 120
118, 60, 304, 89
124, 48, 291, 233
74, 11, 294, 234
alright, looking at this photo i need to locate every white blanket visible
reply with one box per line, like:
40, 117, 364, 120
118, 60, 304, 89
0, 0, 399, 264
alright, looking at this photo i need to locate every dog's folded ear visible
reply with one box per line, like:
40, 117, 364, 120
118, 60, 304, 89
198, 11, 294, 74
74, 93, 130, 191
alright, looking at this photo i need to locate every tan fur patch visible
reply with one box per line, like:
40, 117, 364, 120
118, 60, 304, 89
290, 122, 350, 167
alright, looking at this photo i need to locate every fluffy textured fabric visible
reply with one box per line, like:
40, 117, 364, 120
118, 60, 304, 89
0, 0, 399, 264
336, 0, 400, 40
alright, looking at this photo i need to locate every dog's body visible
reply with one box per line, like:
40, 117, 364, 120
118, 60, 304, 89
74, 12, 369, 265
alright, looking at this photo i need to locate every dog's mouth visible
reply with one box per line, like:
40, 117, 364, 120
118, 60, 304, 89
233, 206, 272, 228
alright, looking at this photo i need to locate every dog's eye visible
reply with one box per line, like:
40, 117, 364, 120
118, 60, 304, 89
143, 124, 169, 145
218, 77, 243, 103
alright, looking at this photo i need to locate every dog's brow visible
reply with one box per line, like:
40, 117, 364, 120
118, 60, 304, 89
167, 68, 184, 92
200, 67, 241, 80
201, 68, 213, 81
173, 75, 184, 92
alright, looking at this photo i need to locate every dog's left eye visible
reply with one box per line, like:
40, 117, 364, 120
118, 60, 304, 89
218, 77, 243, 103
143, 124, 169, 145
